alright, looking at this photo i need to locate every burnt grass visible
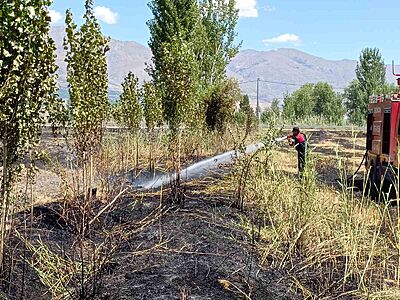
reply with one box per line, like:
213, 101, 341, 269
0, 129, 368, 300
1, 179, 302, 300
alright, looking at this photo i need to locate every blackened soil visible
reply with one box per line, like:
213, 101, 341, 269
2, 180, 299, 300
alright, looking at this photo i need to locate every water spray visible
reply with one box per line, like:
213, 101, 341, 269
136, 135, 288, 190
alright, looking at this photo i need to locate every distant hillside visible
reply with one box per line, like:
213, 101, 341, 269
227, 49, 357, 105
51, 27, 397, 105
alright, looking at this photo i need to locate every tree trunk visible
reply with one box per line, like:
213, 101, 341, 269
0, 140, 8, 269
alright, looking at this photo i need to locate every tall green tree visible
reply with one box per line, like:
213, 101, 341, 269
159, 38, 200, 133
114, 72, 142, 132
0, 0, 61, 266
147, 0, 202, 131
142, 81, 163, 131
270, 98, 281, 117
345, 48, 386, 125
356, 48, 386, 97
64, 0, 110, 157
142, 81, 163, 172
147, 0, 199, 84
198, 0, 240, 86
148, 0, 202, 202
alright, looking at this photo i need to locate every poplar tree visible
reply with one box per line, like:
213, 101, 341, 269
148, 0, 201, 131
142, 82, 163, 131
198, 0, 241, 86
0, 0, 61, 266
147, 0, 200, 86
142, 81, 163, 172
64, 0, 110, 158
148, 0, 201, 202
234, 94, 257, 133
356, 48, 386, 98
114, 72, 142, 132
261, 99, 281, 125
346, 48, 386, 125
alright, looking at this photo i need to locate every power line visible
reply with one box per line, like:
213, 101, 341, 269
237, 80, 255, 84
238, 79, 347, 90
259, 79, 302, 87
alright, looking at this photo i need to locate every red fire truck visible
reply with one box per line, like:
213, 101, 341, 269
365, 63, 400, 197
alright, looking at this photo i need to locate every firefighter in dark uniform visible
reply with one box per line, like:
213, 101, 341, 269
287, 127, 307, 174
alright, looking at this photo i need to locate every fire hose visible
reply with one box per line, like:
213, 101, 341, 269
346, 151, 368, 182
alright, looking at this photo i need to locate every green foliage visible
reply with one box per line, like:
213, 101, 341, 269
270, 98, 281, 117
64, 0, 110, 157
283, 83, 345, 125
148, 0, 241, 133
356, 47, 386, 97
344, 80, 366, 126
198, 0, 240, 86
148, 0, 203, 134
313, 82, 345, 124
283, 84, 314, 122
235, 94, 257, 132
261, 98, 281, 124
159, 37, 200, 133
142, 81, 163, 131
147, 0, 200, 84
205, 78, 241, 131
0, 0, 61, 177
380, 83, 399, 94
345, 48, 386, 125
0, 0, 61, 265
113, 72, 142, 132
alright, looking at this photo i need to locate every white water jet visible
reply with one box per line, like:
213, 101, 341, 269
138, 137, 287, 191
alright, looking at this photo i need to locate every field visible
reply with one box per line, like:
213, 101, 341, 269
4, 126, 398, 300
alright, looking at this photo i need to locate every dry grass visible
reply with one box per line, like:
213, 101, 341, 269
212, 129, 400, 299
6, 125, 393, 299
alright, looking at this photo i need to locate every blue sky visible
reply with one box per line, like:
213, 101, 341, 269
49, 0, 400, 62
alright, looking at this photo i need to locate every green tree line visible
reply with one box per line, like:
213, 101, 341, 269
282, 82, 345, 125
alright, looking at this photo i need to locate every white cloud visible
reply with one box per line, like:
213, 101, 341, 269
49, 9, 62, 24
263, 34, 301, 45
236, 0, 258, 18
94, 6, 118, 24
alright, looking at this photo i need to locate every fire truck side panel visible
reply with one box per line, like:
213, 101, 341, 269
371, 102, 383, 155
391, 102, 400, 165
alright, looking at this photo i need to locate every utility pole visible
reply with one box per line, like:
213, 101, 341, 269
256, 78, 260, 120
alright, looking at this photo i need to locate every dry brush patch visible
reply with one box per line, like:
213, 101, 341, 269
1, 125, 267, 299
220, 135, 400, 299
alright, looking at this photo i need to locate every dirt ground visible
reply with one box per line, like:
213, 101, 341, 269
2, 128, 367, 299
5, 180, 300, 300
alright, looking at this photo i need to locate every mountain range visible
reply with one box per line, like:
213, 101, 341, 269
50, 27, 397, 106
